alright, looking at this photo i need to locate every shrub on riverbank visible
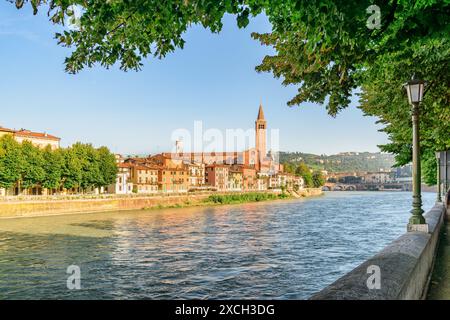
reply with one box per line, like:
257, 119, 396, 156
206, 192, 288, 205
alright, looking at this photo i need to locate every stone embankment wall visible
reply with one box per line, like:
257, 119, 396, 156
0, 193, 210, 219
0, 189, 323, 219
291, 188, 323, 198
311, 199, 448, 300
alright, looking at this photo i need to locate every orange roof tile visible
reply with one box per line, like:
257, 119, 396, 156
14, 129, 60, 141
0, 127, 15, 133
135, 165, 160, 171
118, 163, 133, 168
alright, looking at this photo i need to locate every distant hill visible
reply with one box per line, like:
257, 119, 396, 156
279, 151, 396, 173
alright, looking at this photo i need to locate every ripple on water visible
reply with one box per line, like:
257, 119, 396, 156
0, 191, 436, 300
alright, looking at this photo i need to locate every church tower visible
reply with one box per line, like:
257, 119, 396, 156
255, 103, 267, 160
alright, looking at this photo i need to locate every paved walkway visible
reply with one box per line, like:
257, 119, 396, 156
427, 220, 450, 299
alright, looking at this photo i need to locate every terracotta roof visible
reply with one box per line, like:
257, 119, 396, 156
118, 163, 133, 168
14, 129, 60, 141
161, 167, 188, 171
206, 164, 230, 169
163, 152, 240, 158
231, 164, 256, 170
0, 127, 15, 133
135, 165, 160, 171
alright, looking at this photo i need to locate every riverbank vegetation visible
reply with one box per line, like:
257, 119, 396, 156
0, 135, 117, 195
283, 162, 326, 188
205, 192, 290, 205
280, 152, 395, 174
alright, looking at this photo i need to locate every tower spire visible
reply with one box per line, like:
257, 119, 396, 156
257, 102, 265, 120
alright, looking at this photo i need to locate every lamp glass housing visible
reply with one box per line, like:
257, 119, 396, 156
404, 80, 425, 105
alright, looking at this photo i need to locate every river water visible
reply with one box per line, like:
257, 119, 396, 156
0, 191, 436, 300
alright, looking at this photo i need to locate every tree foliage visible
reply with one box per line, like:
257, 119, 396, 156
20, 140, 45, 189
312, 170, 326, 188
280, 151, 396, 173
0, 135, 118, 194
10, 0, 264, 73
97, 146, 119, 188
294, 162, 314, 188
42, 145, 64, 190
359, 33, 450, 183
0, 135, 22, 192
61, 145, 82, 190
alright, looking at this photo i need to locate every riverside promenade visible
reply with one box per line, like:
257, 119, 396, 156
311, 190, 449, 300
427, 215, 450, 299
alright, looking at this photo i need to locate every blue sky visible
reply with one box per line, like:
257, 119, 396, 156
0, 3, 389, 155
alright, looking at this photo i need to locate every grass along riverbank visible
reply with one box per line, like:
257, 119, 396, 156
145, 192, 292, 210
206, 192, 290, 204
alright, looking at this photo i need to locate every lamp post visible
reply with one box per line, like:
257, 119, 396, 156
404, 76, 427, 229
436, 151, 442, 203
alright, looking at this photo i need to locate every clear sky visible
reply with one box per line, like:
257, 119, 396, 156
0, 3, 389, 156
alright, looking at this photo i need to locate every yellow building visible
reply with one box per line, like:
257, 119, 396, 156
159, 167, 189, 193
14, 129, 60, 150
228, 169, 243, 191
0, 127, 14, 138
130, 165, 159, 194
0, 126, 60, 150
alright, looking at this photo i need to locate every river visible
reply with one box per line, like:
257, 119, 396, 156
0, 191, 436, 300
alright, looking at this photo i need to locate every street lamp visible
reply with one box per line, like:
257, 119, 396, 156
404, 78, 426, 106
436, 151, 442, 202
404, 76, 427, 230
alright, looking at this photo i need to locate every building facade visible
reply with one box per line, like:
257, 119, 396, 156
108, 163, 133, 194
0, 127, 14, 138
233, 165, 257, 191
205, 165, 229, 191
0, 126, 60, 150
13, 129, 60, 150
159, 167, 189, 193
185, 162, 205, 189
104, 103, 289, 196
363, 172, 394, 184
131, 165, 159, 194
161, 103, 283, 174
228, 169, 243, 191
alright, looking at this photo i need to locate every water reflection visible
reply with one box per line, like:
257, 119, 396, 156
0, 191, 436, 300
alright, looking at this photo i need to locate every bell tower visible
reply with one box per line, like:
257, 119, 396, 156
255, 102, 267, 160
